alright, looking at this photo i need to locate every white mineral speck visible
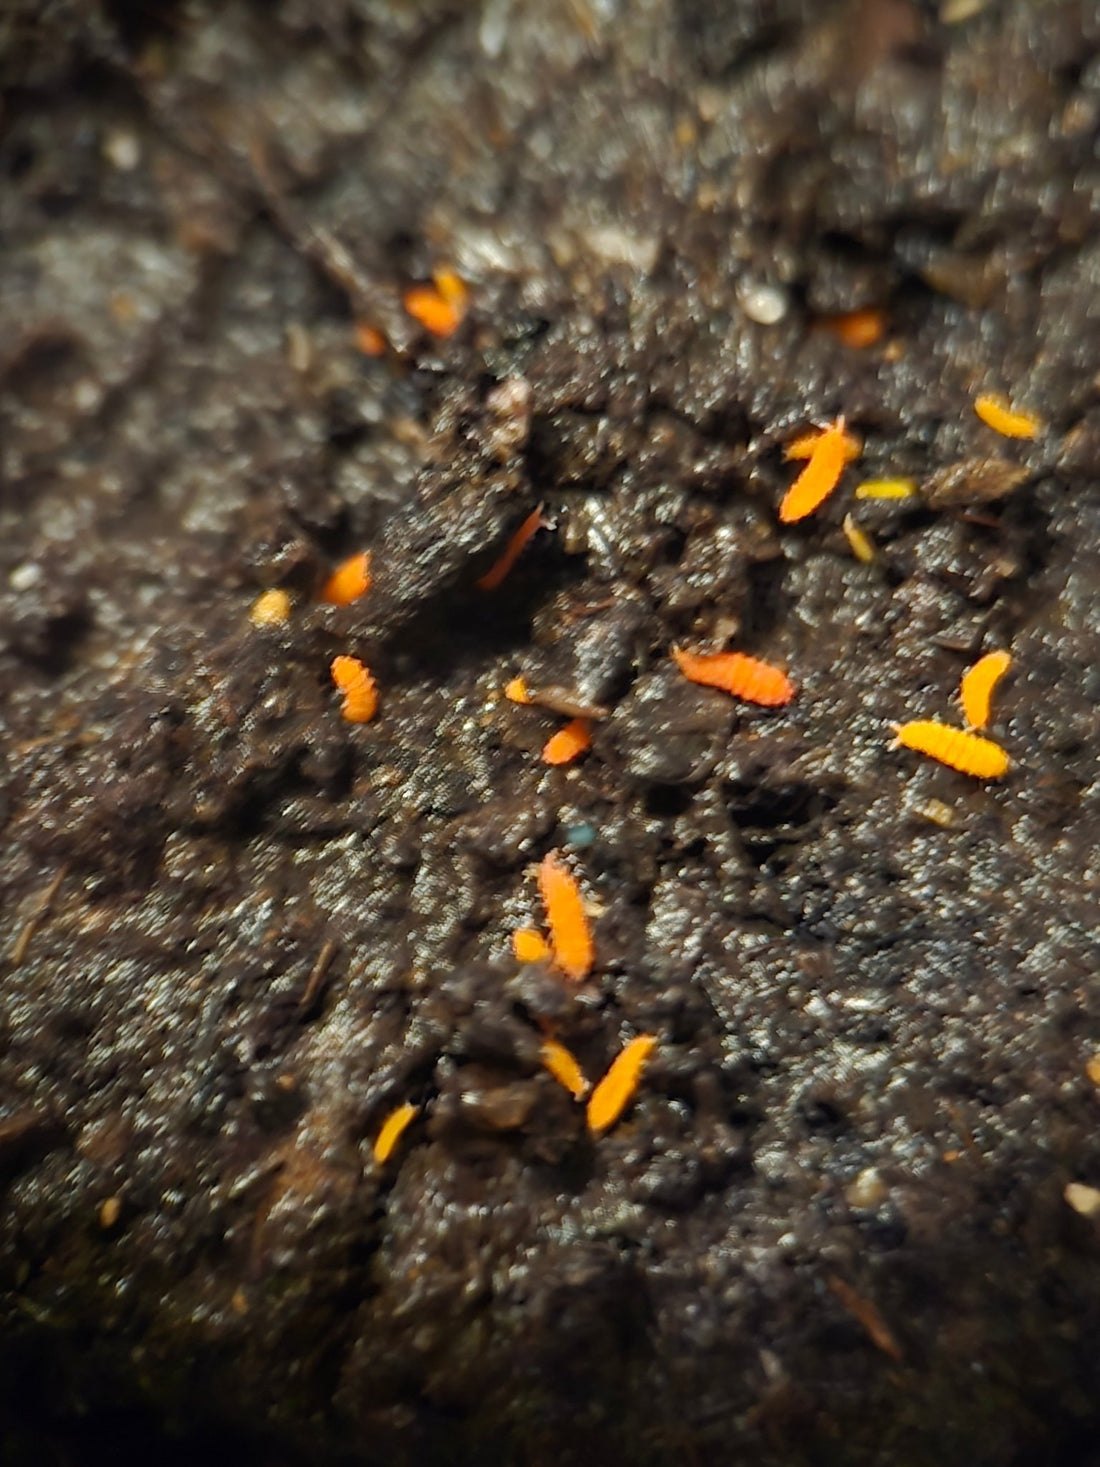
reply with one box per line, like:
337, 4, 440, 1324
73, 378, 102, 412
9, 562, 42, 592
103, 130, 141, 171
581, 224, 660, 274
479, 0, 512, 57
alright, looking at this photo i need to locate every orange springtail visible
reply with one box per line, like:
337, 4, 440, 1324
855, 478, 916, 500
537, 851, 594, 982
403, 268, 468, 339
540, 1039, 589, 1101
372, 1102, 418, 1164
780, 417, 857, 523
671, 646, 794, 707
842, 513, 875, 564
319, 552, 372, 606
973, 393, 1041, 440
512, 927, 551, 963
587, 1034, 658, 1136
330, 655, 378, 723
784, 425, 862, 463
893, 721, 1009, 779
477, 507, 546, 591
959, 650, 1011, 731
542, 718, 591, 766
433, 269, 467, 310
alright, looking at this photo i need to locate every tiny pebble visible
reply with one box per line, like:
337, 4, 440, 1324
1064, 1182, 1100, 1218
845, 1167, 889, 1210
564, 822, 598, 848
738, 283, 789, 325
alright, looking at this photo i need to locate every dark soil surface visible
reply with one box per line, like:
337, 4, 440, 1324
2, 3, 1100, 1464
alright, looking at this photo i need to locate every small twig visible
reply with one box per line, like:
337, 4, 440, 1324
827, 1274, 903, 1362
298, 938, 338, 1015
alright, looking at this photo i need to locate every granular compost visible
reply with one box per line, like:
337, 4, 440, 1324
2, 3, 1099, 1464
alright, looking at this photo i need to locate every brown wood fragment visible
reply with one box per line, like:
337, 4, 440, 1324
923, 457, 1029, 508
8, 867, 67, 969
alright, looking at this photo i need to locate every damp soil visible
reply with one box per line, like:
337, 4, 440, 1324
2, 3, 1100, 1465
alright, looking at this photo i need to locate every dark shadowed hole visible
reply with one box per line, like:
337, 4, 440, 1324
644, 783, 694, 818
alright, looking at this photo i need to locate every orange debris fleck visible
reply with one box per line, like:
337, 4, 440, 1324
353, 321, 386, 357
587, 1034, 658, 1136
542, 718, 591, 766
513, 927, 551, 963
404, 286, 461, 338
319, 552, 372, 606
780, 417, 857, 522
477, 507, 547, 591
537, 851, 594, 982
671, 646, 794, 707
330, 654, 378, 723
973, 393, 1041, 439
372, 1102, 418, 1164
823, 308, 887, 349
504, 676, 532, 704
403, 268, 468, 339
959, 649, 1011, 731
540, 1038, 589, 1100
827, 1275, 903, 1362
